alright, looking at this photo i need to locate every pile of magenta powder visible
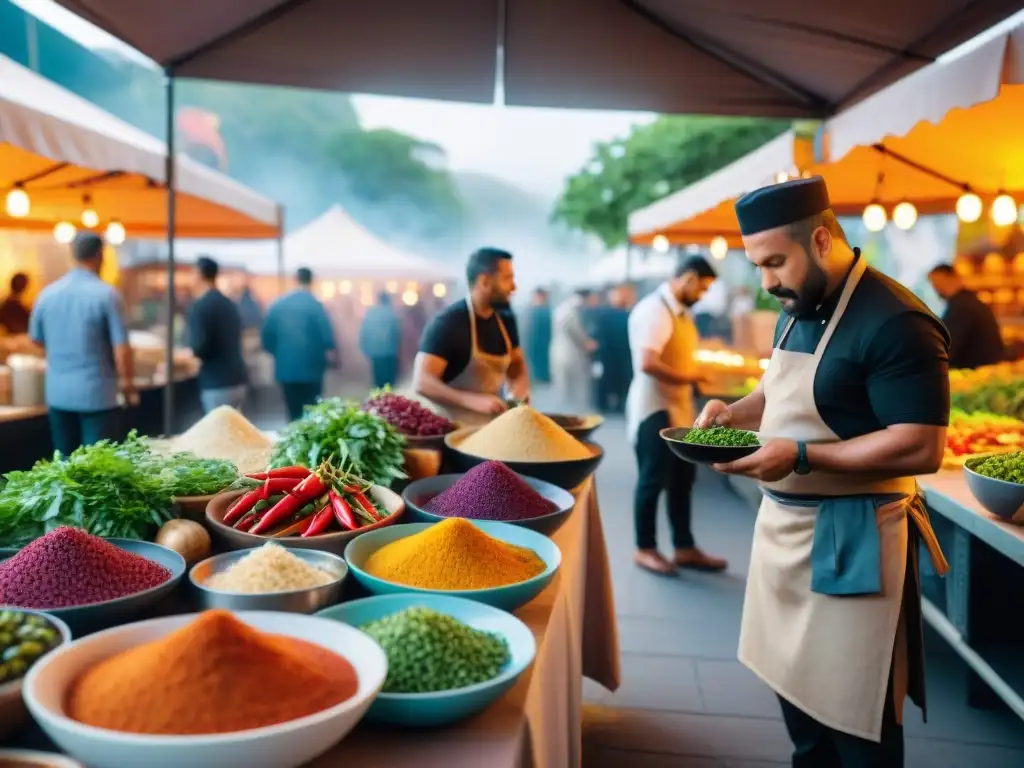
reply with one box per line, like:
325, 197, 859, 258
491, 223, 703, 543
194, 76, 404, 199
0, 527, 171, 609
424, 461, 558, 522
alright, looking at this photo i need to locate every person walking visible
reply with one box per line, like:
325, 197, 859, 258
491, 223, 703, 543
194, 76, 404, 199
550, 289, 597, 412
0, 272, 31, 335
186, 256, 248, 413
262, 267, 337, 420
700, 176, 950, 767
28, 233, 133, 455
524, 287, 553, 384
359, 291, 402, 389
627, 256, 726, 576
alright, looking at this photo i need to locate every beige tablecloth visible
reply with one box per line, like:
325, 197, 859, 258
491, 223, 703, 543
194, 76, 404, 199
310, 479, 621, 768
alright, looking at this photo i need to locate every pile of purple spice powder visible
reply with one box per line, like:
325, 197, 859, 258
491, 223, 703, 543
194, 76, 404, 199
0, 527, 172, 609
423, 461, 558, 522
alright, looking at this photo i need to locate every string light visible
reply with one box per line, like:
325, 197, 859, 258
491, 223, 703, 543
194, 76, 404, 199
774, 171, 789, 184
105, 220, 126, 245
892, 201, 918, 230
338, 280, 352, 295
432, 283, 447, 298
401, 289, 419, 306
709, 236, 729, 260
991, 193, 1017, 227
5, 186, 30, 218
81, 195, 99, 228
53, 221, 76, 244
862, 203, 887, 232
956, 192, 983, 223
652, 234, 669, 253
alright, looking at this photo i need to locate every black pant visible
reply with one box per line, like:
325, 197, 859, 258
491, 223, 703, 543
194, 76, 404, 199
778, 677, 904, 768
634, 410, 696, 550
371, 355, 399, 389
280, 381, 323, 421
49, 408, 122, 457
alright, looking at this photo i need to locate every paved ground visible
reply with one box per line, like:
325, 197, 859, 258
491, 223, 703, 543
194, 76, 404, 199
581, 409, 1024, 768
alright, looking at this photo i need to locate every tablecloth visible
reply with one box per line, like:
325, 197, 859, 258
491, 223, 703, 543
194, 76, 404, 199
310, 478, 621, 768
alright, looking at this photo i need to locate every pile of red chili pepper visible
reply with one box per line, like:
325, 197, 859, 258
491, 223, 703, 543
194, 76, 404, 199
222, 462, 385, 538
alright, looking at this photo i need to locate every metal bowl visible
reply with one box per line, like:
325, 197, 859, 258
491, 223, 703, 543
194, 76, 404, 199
544, 413, 604, 442
189, 548, 348, 613
0, 608, 72, 742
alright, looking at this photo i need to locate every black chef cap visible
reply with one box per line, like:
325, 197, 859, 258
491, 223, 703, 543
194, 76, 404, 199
734, 176, 830, 236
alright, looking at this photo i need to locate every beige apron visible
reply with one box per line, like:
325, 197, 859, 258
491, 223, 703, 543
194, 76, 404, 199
626, 294, 699, 444
738, 256, 915, 742
440, 297, 513, 428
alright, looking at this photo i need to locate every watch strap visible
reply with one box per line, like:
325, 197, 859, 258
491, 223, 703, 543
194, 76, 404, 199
795, 440, 811, 475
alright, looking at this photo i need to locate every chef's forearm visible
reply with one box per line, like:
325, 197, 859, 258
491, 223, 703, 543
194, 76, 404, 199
806, 424, 946, 477
724, 387, 765, 430
414, 370, 472, 411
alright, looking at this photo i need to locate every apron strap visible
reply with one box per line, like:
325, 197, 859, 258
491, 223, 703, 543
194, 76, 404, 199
465, 297, 479, 354
814, 251, 867, 361
493, 306, 513, 355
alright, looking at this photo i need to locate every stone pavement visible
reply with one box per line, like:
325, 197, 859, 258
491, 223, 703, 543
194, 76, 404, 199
582, 411, 1024, 767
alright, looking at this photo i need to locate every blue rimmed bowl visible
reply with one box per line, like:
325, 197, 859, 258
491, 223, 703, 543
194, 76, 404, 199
964, 455, 1024, 522
343, 522, 560, 612
317, 593, 536, 726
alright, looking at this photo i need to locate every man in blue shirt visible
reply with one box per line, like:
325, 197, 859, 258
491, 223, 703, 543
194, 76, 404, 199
359, 292, 402, 389
262, 267, 337, 420
187, 256, 248, 413
29, 233, 133, 455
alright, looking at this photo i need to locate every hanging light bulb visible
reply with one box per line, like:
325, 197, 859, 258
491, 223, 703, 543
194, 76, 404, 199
5, 186, 30, 218
774, 171, 789, 184
892, 201, 918, 230
81, 195, 99, 228
401, 289, 419, 306
105, 220, 126, 245
956, 191, 983, 223
709, 236, 729, 261
53, 221, 76, 244
338, 280, 352, 295
862, 203, 887, 233
432, 282, 447, 298
991, 193, 1017, 227
651, 234, 670, 253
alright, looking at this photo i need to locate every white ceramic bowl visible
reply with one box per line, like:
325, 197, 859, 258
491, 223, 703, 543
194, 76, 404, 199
22, 611, 388, 768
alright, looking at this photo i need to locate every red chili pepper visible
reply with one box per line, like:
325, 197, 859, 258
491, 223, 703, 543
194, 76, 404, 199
302, 503, 335, 537
246, 466, 311, 481
329, 489, 358, 530
261, 477, 302, 498
352, 492, 381, 522
250, 472, 326, 535
235, 509, 264, 532
223, 489, 263, 524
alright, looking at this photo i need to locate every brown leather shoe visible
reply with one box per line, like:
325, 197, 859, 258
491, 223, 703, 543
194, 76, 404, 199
675, 548, 728, 572
634, 549, 677, 576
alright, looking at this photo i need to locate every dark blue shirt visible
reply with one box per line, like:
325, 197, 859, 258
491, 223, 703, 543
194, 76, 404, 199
186, 288, 248, 390
262, 290, 336, 384
941, 289, 1005, 370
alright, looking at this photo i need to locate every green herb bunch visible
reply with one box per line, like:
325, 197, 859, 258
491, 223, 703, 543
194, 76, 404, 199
683, 426, 760, 447
361, 607, 511, 694
270, 397, 407, 486
967, 451, 1024, 485
115, 431, 239, 497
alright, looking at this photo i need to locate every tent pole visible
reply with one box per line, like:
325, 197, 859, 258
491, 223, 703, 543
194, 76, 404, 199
624, 244, 633, 282
276, 205, 285, 294
163, 70, 177, 437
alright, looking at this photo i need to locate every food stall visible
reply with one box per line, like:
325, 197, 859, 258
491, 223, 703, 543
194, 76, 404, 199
0, 54, 282, 469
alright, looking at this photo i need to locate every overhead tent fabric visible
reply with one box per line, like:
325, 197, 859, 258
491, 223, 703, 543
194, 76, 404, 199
0, 55, 280, 238
629, 24, 1024, 245
50, 0, 1024, 116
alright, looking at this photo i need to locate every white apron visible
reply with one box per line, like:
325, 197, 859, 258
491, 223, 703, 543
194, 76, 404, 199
626, 295, 698, 444
738, 256, 915, 742
439, 298, 513, 428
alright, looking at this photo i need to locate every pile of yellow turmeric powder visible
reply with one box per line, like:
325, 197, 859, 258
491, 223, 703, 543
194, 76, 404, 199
363, 518, 546, 590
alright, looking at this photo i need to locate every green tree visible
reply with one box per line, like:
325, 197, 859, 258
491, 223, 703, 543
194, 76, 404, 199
553, 116, 791, 248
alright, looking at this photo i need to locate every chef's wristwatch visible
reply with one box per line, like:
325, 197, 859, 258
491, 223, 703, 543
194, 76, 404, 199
794, 441, 811, 475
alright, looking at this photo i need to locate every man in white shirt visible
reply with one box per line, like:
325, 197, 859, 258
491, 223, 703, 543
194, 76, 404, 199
626, 255, 726, 575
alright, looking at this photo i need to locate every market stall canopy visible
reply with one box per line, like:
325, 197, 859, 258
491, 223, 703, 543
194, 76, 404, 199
49, 0, 1024, 116
0, 55, 280, 239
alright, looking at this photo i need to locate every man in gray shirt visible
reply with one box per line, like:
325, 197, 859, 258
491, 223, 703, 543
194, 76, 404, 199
29, 233, 134, 456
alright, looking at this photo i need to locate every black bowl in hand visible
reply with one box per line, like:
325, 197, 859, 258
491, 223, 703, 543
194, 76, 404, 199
660, 427, 761, 465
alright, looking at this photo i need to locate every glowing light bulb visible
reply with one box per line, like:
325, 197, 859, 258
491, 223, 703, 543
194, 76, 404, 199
652, 234, 669, 253
709, 236, 729, 261
892, 201, 917, 230
991, 194, 1017, 227
432, 282, 447, 298
338, 280, 352, 295
956, 192, 982, 223
402, 289, 418, 306
105, 220, 126, 245
81, 208, 99, 228
862, 203, 887, 233
5, 187, 30, 218
53, 221, 76, 244
775, 171, 789, 184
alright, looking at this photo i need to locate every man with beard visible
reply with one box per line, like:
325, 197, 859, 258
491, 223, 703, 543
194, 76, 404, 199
414, 247, 530, 426
696, 177, 950, 767
626, 255, 726, 575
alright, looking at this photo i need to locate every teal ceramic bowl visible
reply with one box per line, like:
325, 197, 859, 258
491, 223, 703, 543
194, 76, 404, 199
317, 594, 536, 726
344, 522, 561, 611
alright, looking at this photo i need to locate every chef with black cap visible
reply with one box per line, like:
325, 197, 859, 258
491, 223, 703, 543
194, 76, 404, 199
695, 177, 950, 767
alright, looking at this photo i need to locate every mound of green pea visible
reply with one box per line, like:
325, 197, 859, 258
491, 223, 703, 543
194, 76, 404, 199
0, 609, 62, 685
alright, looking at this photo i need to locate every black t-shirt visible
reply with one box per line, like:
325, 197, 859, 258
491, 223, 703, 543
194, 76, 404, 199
186, 289, 248, 390
941, 289, 1005, 370
772, 265, 951, 441
419, 301, 521, 383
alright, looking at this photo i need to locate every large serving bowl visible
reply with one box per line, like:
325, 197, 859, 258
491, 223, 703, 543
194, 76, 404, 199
660, 426, 762, 464
403, 473, 576, 536
22, 611, 388, 768
318, 594, 536, 727
189, 548, 348, 613
444, 427, 603, 491
0, 540, 186, 636
205, 484, 405, 556
964, 460, 1024, 522
344, 522, 561, 612
544, 413, 604, 442
0, 608, 72, 742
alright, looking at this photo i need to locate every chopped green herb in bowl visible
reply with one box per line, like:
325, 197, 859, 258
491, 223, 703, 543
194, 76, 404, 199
682, 426, 760, 447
